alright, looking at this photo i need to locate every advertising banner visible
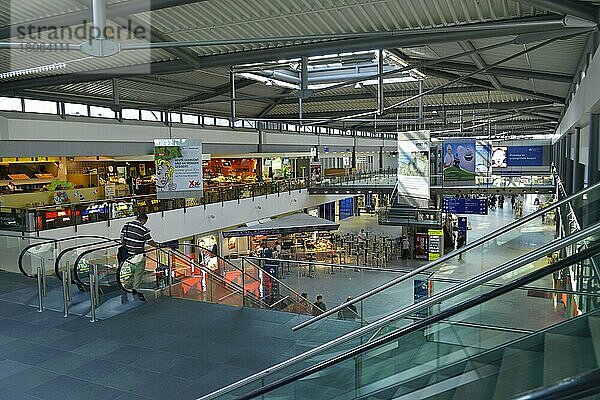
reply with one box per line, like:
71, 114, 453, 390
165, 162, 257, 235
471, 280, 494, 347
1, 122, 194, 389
428, 229, 444, 261
443, 139, 476, 183
491, 146, 508, 168
154, 139, 203, 199
415, 233, 429, 260
507, 146, 544, 166
476, 142, 491, 175
397, 130, 430, 203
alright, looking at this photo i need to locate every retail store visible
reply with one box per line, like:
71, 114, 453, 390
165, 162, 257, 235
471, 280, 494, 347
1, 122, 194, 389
221, 213, 340, 263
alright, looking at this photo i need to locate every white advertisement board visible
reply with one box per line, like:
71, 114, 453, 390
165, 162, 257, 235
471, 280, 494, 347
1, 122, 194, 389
397, 130, 430, 205
154, 139, 203, 199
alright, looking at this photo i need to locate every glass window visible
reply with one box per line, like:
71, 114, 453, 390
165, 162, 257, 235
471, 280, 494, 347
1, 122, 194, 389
201, 116, 213, 125
89, 106, 115, 118
234, 120, 244, 128
182, 114, 199, 124
169, 113, 181, 123
122, 109, 140, 120
64, 103, 87, 116
0, 97, 22, 112
24, 99, 56, 114
215, 117, 230, 127
141, 110, 161, 121
244, 120, 256, 129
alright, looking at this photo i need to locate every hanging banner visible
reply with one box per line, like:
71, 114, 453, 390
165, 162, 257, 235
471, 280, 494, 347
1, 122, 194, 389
443, 139, 476, 184
154, 139, 203, 199
506, 146, 544, 167
397, 130, 430, 205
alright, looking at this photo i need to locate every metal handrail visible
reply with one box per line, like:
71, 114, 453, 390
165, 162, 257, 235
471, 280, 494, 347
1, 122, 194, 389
555, 171, 600, 284
241, 256, 411, 274
198, 222, 600, 400
230, 236, 600, 400
239, 258, 319, 315
53, 238, 121, 281
510, 368, 600, 400
17, 234, 124, 278
167, 244, 316, 312
292, 180, 600, 332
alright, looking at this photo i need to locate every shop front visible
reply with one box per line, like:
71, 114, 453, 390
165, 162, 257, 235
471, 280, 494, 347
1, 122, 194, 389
222, 213, 340, 263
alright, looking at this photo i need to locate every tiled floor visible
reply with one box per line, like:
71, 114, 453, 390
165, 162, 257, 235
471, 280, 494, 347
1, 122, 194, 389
0, 293, 356, 400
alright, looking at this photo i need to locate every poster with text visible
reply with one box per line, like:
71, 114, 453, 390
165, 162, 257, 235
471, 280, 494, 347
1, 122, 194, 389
397, 130, 430, 204
154, 139, 203, 199
507, 146, 543, 166
443, 139, 476, 183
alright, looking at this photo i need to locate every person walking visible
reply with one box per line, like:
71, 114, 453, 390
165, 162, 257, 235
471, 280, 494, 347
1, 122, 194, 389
120, 213, 160, 300
401, 236, 411, 260
337, 296, 358, 321
313, 294, 327, 316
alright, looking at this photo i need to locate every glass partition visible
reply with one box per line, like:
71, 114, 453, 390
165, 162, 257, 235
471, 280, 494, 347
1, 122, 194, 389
202, 231, 600, 400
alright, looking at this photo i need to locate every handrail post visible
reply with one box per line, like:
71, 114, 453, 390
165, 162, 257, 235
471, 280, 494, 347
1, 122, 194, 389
241, 258, 246, 307
40, 259, 47, 298
65, 260, 72, 301
36, 264, 44, 313
62, 264, 69, 318
168, 255, 173, 297
90, 263, 99, 323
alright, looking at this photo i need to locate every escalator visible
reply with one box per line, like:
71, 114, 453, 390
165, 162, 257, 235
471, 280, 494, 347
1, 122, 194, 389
198, 182, 600, 400
0, 235, 122, 313
73, 242, 320, 318
199, 222, 600, 400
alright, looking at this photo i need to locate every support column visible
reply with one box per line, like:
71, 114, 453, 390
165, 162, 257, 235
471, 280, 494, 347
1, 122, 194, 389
589, 113, 600, 185
566, 133, 573, 195
572, 128, 581, 195
379, 146, 383, 171
257, 121, 264, 153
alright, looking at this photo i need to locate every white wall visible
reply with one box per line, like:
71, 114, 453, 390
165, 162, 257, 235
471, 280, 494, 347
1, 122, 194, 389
0, 112, 397, 155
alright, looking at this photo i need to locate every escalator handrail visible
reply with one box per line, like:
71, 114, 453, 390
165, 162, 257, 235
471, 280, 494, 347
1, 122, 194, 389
53, 237, 121, 281
17, 234, 125, 278
230, 238, 600, 400
166, 248, 265, 307
170, 244, 319, 315
292, 181, 600, 332
198, 221, 600, 400
70, 243, 264, 309
242, 257, 324, 315
509, 368, 600, 400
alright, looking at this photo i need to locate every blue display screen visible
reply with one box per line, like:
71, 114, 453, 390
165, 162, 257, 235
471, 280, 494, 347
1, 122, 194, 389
443, 197, 488, 215
507, 146, 543, 166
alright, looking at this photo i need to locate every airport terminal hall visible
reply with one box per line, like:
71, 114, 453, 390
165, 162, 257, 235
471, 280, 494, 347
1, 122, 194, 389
1, 0, 600, 399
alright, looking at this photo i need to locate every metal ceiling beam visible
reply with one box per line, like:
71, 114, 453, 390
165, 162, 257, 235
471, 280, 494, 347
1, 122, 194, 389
259, 89, 294, 117
517, 0, 598, 21
458, 41, 503, 90
430, 60, 573, 83
70, 0, 204, 69
124, 76, 215, 94
0, 15, 587, 92
268, 100, 554, 119
0, 0, 208, 40
426, 68, 565, 104
277, 86, 489, 105
165, 79, 256, 110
